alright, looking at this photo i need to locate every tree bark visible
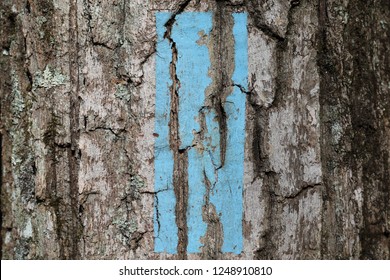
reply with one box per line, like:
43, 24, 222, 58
1, 0, 389, 259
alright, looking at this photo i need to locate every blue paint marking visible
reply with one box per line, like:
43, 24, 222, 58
217, 13, 247, 253
154, 12, 177, 254
154, 12, 247, 254
174, 12, 213, 254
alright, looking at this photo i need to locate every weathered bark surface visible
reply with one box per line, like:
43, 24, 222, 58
319, 0, 390, 259
0, 0, 389, 259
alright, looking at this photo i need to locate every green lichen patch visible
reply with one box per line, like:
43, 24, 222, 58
123, 174, 146, 200
11, 70, 25, 118
114, 84, 131, 102
130, 174, 145, 190
33, 66, 68, 90
10, 70, 28, 167
35, 16, 48, 39
35, 16, 48, 25
112, 217, 138, 246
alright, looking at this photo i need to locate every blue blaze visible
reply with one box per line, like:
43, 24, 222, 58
154, 12, 177, 254
154, 12, 247, 254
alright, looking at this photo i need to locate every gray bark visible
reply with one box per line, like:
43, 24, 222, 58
1, 0, 389, 259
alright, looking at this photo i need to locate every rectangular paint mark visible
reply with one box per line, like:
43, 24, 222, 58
154, 12, 247, 254
154, 12, 177, 254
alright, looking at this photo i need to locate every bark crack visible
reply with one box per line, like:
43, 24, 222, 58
150, 186, 172, 239
272, 184, 322, 202
254, 22, 286, 42
198, 1, 238, 256
201, 170, 223, 259
67, 0, 82, 260
163, 0, 192, 38
87, 126, 125, 138
211, 1, 231, 168
155, 192, 161, 237
163, 2, 192, 259
246, 0, 301, 42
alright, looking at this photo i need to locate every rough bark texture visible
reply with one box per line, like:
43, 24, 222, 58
1, 0, 389, 259
319, 0, 390, 259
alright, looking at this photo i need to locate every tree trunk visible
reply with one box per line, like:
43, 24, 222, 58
1, 0, 389, 260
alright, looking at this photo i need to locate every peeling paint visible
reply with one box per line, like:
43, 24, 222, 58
154, 11, 247, 255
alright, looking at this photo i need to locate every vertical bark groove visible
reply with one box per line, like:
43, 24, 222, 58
67, 0, 81, 260
164, 6, 190, 259
210, 1, 233, 168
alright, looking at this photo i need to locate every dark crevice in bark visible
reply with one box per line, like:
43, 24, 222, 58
155, 194, 161, 236
226, 3, 245, 8
67, 0, 82, 260
164, 3, 190, 259
276, 184, 322, 201
25, 0, 31, 14
251, 108, 277, 259
42, 113, 63, 258
144, 186, 169, 239
214, 102, 227, 167
201, 171, 223, 259
87, 126, 125, 138
173, 152, 189, 259
83, 0, 93, 42
290, 0, 300, 8
120, 0, 127, 46
251, 110, 264, 179
129, 231, 150, 251
163, 0, 192, 38
25, 68, 33, 92
139, 47, 157, 67
254, 22, 286, 42
254, 171, 278, 259
232, 83, 250, 94
178, 144, 196, 154
208, 1, 235, 168
91, 40, 116, 50
317, 0, 336, 260
43, 114, 77, 260
1, 4, 10, 258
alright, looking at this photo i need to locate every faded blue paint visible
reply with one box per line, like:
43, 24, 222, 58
154, 12, 247, 254
173, 12, 213, 254
154, 12, 177, 253
209, 14, 247, 253
174, 13, 213, 150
